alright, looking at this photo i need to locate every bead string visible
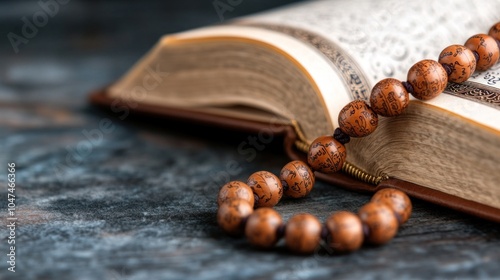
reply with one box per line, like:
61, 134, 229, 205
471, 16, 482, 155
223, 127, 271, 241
216, 22, 500, 255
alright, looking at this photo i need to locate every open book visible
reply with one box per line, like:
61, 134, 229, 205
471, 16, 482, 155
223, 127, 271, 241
90, 0, 500, 221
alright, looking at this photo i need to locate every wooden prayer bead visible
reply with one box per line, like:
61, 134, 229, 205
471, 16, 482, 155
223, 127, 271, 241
371, 188, 412, 225
245, 208, 283, 248
358, 202, 399, 245
217, 199, 253, 236
407, 59, 448, 100
247, 171, 283, 208
369, 78, 409, 117
488, 22, 500, 41
464, 34, 500, 71
217, 181, 255, 208
338, 100, 378, 137
280, 160, 315, 198
438, 45, 477, 83
285, 213, 322, 254
325, 211, 364, 253
307, 136, 346, 174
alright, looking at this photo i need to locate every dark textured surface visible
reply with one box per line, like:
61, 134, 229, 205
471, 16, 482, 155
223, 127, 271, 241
1, 1, 500, 279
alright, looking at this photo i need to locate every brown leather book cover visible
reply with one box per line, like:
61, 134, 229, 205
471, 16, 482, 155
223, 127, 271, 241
89, 88, 500, 223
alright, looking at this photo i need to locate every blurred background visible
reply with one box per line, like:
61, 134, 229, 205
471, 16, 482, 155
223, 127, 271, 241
1, 0, 305, 51
0, 0, 304, 97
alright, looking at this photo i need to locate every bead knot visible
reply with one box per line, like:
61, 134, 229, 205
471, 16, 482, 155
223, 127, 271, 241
440, 63, 453, 77
333, 128, 350, 144
253, 193, 260, 206
402, 81, 414, 95
276, 224, 286, 239
472, 50, 480, 64
320, 225, 329, 241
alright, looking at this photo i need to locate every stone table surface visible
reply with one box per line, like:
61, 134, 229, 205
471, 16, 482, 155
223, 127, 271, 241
1, 1, 499, 279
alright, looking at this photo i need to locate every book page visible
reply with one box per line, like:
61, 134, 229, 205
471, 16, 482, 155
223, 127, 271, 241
109, 25, 351, 141
165, 25, 350, 130
239, 0, 500, 131
426, 66, 500, 132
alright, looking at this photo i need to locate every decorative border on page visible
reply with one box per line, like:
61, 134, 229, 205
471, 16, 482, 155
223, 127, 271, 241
445, 82, 500, 109
238, 22, 500, 109
238, 23, 371, 101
